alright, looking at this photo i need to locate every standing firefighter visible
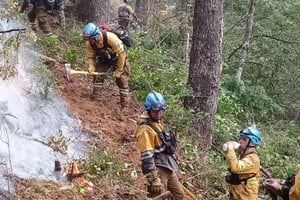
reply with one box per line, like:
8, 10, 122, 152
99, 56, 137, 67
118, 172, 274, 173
117, 0, 138, 30
82, 22, 130, 109
223, 126, 261, 200
135, 91, 184, 199
20, 0, 65, 34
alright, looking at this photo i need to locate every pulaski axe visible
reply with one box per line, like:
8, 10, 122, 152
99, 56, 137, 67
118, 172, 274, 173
65, 63, 108, 81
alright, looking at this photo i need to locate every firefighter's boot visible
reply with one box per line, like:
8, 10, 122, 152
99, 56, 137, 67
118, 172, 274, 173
120, 88, 130, 109
92, 82, 103, 101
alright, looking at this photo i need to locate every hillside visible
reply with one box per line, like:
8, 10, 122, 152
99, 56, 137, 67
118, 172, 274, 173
6, 57, 148, 200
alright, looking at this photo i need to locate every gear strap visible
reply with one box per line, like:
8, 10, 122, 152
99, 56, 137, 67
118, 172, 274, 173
142, 121, 177, 155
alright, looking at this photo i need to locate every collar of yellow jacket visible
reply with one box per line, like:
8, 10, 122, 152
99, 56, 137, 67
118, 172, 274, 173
240, 147, 258, 158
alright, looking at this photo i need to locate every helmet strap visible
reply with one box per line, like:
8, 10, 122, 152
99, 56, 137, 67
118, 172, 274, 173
240, 139, 252, 155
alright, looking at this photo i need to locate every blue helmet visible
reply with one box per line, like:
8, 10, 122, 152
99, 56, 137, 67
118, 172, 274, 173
240, 127, 261, 146
144, 91, 167, 111
82, 23, 100, 40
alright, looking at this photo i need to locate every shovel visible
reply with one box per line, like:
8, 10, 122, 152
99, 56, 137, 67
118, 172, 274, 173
65, 63, 108, 81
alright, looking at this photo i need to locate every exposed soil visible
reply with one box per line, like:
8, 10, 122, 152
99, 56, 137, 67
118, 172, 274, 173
52, 62, 142, 166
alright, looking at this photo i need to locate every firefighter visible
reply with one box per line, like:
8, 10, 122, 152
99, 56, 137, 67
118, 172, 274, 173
135, 91, 184, 199
223, 126, 261, 200
82, 22, 130, 109
20, 0, 65, 34
117, 0, 138, 30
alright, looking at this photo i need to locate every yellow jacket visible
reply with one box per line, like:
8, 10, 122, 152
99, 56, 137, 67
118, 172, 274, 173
227, 148, 260, 200
289, 170, 300, 200
86, 31, 126, 72
135, 113, 179, 174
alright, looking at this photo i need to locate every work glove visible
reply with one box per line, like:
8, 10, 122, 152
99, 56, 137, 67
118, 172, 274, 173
263, 179, 283, 196
223, 141, 240, 151
146, 170, 163, 194
88, 66, 95, 74
112, 69, 123, 78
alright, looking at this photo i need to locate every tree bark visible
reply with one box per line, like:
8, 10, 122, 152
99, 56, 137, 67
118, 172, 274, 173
75, 0, 110, 24
236, 0, 256, 81
135, 0, 149, 26
184, 0, 223, 150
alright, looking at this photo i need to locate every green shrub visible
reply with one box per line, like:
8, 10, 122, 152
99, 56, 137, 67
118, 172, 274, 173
222, 76, 283, 122
63, 49, 78, 65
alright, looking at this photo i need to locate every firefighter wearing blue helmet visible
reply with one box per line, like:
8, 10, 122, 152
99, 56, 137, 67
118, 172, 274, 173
135, 91, 184, 199
82, 22, 130, 109
223, 126, 261, 200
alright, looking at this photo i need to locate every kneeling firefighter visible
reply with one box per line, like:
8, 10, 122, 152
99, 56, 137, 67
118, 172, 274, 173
135, 91, 184, 199
223, 126, 261, 200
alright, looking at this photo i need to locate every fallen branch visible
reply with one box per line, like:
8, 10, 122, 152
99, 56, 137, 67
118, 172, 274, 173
40, 54, 67, 64
0, 28, 26, 33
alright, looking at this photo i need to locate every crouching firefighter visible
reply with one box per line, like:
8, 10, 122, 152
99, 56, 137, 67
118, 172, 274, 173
82, 22, 130, 108
135, 91, 184, 199
223, 126, 261, 200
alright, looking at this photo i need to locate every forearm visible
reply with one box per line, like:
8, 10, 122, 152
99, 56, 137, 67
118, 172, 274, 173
116, 53, 126, 72
141, 157, 156, 174
87, 57, 95, 69
227, 149, 240, 173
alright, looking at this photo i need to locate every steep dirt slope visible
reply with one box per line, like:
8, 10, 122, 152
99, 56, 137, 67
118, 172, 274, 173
52, 62, 142, 164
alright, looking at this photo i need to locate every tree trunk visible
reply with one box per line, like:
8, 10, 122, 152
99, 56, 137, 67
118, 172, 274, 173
236, 0, 256, 81
135, 0, 149, 26
184, 0, 223, 150
75, 0, 110, 24
178, 2, 193, 64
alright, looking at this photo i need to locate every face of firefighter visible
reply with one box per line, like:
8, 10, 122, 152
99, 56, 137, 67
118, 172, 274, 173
238, 136, 250, 152
149, 110, 163, 121
88, 38, 97, 45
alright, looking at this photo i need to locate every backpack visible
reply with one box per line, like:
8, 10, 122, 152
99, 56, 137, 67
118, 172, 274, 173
100, 24, 133, 48
45, 0, 56, 10
142, 121, 178, 155
118, 6, 130, 18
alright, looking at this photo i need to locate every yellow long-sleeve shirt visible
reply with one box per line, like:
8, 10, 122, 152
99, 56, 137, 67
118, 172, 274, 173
227, 148, 260, 200
86, 31, 126, 72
